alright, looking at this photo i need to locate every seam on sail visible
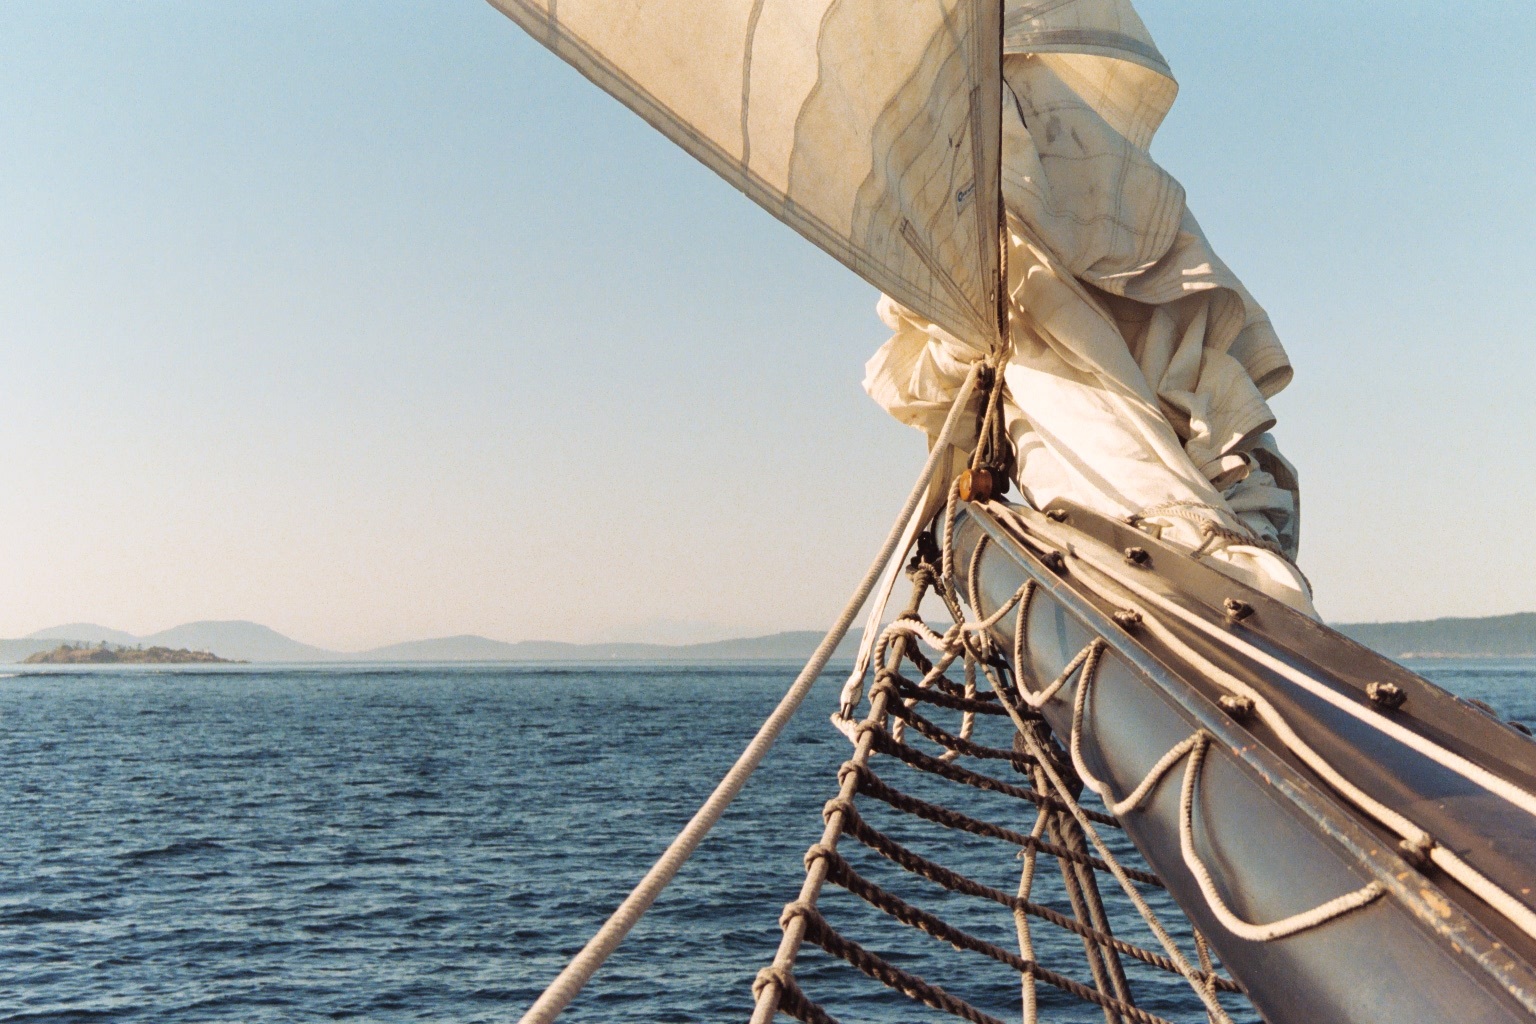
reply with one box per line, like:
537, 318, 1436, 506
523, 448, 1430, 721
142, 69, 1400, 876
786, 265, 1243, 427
901, 220, 988, 335
739, 0, 768, 170
490, 1, 981, 343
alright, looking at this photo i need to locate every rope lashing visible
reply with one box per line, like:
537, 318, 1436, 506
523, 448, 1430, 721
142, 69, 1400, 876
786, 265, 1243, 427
515, 364, 985, 1024
1059, 646, 1386, 937
831, 803, 1239, 990
990, 680, 1239, 1024
840, 761, 1163, 885
1179, 735, 1386, 941
988, 549, 1388, 949
1037, 528, 1536, 942
800, 855, 1179, 1024
751, 967, 839, 1024
754, 466, 1260, 1024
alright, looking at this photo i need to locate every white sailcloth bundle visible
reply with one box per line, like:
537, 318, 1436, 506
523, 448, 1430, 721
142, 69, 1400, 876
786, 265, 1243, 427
866, 0, 1312, 611
489, 0, 1312, 613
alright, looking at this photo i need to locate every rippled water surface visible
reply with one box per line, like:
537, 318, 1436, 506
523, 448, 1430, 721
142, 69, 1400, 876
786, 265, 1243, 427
0, 660, 1530, 1022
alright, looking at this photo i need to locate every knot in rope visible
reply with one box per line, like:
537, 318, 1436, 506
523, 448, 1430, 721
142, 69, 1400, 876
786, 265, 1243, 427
836, 761, 871, 791
905, 562, 939, 591
752, 964, 794, 1001
778, 899, 815, 929
822, 795, 857, 824
803, 842, 836, 870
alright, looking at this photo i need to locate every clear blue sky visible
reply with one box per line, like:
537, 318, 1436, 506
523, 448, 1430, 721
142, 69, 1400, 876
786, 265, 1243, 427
2, 2, 1532, 649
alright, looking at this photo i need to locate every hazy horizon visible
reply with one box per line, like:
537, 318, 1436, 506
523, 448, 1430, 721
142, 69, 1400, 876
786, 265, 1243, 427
5, 2, 1533, 649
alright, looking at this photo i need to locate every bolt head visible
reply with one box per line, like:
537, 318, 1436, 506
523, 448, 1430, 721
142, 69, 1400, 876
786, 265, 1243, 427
1219, 694, 1256, 720
1367, 681, 1407, 710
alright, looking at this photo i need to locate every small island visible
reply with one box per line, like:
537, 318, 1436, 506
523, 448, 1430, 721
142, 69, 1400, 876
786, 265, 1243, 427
24, 643, 239, 665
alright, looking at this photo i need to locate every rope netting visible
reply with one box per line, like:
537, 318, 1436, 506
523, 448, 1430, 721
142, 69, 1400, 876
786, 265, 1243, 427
750, 530, 1256, 1024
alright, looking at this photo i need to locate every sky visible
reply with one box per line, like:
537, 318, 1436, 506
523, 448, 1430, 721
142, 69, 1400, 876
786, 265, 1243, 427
2, 2, 1533, 649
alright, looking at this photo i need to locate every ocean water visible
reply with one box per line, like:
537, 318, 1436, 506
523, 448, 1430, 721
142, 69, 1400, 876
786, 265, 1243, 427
0, 659, 1530, 1023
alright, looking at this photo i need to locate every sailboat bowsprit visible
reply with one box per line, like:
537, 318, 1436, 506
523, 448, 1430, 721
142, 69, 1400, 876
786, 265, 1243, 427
491, 1, 1536, 1021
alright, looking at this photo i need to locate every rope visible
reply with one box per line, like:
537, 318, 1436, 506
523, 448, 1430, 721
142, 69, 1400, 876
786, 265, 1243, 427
833, 806, 1239, 990
787, 901, 1011, 1024
1047, 533, 1536, 942
752, 462, 1272, 1024
987, 667, 1236, 1022
517, 364, 984, 1024
800, 859, 1177, 1024
1062, 654, 1385, 938
891, 676, 1010, 715
1179, 735, 1385, 941
885, 698, 1035, 767
1015, 799, 1047, 1023
840, 764, 1163, 886
863, 725, 1121, 826
751, 968, 839, 1024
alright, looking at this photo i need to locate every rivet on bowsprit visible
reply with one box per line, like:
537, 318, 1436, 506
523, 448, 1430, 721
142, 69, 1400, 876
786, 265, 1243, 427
1367, 681, 1407, 710
1112, 609, 1141, 631
1045, 509, 1068, 522
1124, 546, 1150, 566
957, 468, 994, 503
1223, 598, 1254, 622
1219, 694, 1255, 720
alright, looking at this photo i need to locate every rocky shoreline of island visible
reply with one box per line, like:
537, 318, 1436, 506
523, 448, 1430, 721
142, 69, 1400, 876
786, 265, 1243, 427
23, 643, 241, 665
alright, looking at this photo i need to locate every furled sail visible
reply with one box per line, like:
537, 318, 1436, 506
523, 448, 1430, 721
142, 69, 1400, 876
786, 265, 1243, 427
487, 0, 1005, 350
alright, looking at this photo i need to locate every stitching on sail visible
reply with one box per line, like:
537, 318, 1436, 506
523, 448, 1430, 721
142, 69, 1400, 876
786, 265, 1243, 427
740, 0, 768, 170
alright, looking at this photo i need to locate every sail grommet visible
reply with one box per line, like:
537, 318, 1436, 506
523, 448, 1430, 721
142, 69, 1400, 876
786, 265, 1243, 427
1367, 681, 1407, 711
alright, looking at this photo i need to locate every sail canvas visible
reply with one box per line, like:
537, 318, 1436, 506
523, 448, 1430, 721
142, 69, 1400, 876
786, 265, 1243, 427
488, 0, 1004, 350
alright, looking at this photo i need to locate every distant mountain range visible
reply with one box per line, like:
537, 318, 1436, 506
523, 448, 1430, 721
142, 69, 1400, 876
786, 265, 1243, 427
1, 621, 863, 664
5, 612, 1535, 665
1333, 613, 1536, 658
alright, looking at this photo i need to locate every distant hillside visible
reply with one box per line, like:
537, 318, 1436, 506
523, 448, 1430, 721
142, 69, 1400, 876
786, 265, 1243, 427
9, 624, 863, 663
26, 623, 140, 645
356, 630, 861, 662
12, 621, 339, 663
137, 621, 340, 662
1334, 613, 1536, 658
20, 612, 1530, 665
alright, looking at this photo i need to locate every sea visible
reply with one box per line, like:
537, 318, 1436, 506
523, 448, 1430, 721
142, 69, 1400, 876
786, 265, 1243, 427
0, 659, 1531, 1023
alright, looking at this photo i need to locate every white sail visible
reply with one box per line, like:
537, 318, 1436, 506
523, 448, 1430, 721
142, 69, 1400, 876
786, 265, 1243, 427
487, 0, 1004, 349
